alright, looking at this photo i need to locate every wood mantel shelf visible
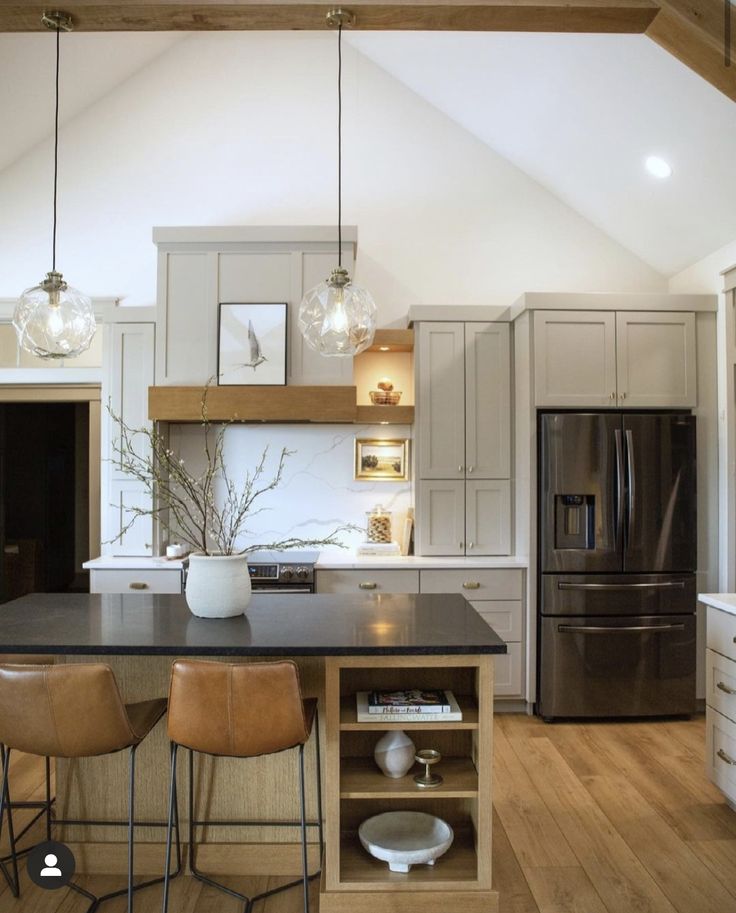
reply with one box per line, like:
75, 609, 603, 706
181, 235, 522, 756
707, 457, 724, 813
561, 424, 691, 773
148, 385, 414, 424
149, 385, 357, 423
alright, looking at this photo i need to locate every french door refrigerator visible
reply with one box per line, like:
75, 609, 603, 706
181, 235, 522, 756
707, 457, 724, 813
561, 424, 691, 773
538, 412, 697, 720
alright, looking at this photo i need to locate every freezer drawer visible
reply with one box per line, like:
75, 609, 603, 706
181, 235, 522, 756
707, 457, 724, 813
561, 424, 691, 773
541, 573, 695, 617
539, 613, 696, 719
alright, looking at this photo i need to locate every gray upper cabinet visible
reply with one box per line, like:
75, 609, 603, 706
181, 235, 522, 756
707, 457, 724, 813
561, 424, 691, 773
153, 227, 356, 387
415, 320, 512, 556
616, 312, 696, 408
417, 321, 511, 479
533, 309, 697, 409
466, 323, 511, 478
416, 323, 466, 479
534, 310, 617, 408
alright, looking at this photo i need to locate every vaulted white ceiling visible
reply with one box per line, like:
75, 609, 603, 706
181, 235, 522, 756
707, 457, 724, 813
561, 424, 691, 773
348, 32, 736, 277
0, 33, 182, 173
2, 30, 735, 277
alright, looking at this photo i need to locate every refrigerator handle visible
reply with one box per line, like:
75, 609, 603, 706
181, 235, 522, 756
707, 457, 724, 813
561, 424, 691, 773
625, 428, 636, 547
614, 429, 625, 548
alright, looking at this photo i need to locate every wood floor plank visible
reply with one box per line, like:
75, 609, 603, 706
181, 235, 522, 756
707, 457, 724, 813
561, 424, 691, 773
491, 808, 540, 913
3, 718, 736, 913
507, 734, 679, 913
523, 866, 609, 913
579, 723, 736, 842
492, 725, 578, 870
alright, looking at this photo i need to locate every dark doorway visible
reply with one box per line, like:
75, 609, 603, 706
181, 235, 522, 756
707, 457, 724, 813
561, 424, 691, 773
0, 402, 90, 603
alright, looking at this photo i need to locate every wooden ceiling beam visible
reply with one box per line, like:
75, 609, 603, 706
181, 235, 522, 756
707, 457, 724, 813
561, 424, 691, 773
0, 1, 659, 34
647, 4, 736, 102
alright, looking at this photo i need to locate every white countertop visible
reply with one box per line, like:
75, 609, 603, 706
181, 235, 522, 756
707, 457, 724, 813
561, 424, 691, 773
85, 554, 528, 571
84, 556, 187, 571
315, 554, 528, 570
699, 593, 736, 615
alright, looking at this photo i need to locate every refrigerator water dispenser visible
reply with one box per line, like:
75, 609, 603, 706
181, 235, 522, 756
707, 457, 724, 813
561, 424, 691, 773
555, 494, 595, 549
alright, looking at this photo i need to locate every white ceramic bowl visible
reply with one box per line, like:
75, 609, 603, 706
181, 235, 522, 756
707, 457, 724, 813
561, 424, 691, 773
358, 811, 454, 873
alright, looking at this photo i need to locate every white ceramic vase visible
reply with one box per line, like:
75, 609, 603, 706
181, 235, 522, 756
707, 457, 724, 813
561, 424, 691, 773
374, 730, 416, 779
185, 553, 252, 618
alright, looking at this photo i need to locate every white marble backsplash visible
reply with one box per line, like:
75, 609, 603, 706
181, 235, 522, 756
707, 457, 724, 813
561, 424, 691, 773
167, 423, 413, 554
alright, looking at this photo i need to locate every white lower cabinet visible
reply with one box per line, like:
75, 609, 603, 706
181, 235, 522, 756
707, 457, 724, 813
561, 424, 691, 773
315, 569, 419, 594
705, 607, 736, 804
466, 481, 511, 556
419, 568, 525, 701
90, 568, 183, 594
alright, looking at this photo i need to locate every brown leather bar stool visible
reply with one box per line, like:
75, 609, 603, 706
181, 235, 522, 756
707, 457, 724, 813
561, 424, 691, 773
162, 659, 323, 913
0, 662, 181, 912
0, 654, 55, 884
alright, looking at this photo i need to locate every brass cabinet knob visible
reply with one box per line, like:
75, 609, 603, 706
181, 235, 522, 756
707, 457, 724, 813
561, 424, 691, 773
468, 466, 475, 473
717, 681, 736, 695
458, 465, 464, 473
718, 748, 736, 766
129, 582, 148, 590
359, 582, 377, 590
462, 581, 481, 590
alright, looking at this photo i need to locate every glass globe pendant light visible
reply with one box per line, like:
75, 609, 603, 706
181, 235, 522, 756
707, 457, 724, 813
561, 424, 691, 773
298, 9, 377, 358
13, 11, 96, 360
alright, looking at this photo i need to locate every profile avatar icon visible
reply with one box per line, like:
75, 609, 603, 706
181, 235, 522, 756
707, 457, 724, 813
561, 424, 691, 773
40, 853, 62, 877
27, 840, 75, 889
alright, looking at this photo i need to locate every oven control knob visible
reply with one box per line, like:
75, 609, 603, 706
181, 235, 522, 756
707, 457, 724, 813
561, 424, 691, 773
296, 567, 309, 580
281, 568, 294, 580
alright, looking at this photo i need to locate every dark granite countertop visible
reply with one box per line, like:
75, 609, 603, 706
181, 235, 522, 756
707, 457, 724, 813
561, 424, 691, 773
0, 593, 507, 656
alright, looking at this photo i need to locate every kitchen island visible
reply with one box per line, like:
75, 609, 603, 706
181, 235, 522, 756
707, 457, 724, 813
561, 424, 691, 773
0, 592, 505, 912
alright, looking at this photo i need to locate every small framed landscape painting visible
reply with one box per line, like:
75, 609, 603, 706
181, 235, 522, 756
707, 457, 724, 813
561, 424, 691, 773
355, 438, 410, 481
217, 302, 287, 386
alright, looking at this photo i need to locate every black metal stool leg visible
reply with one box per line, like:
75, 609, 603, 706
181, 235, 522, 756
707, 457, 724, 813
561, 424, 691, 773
298, 743, 309, 913
314, 708, 324, 864
45, 756, 52, 842
0, 746, 20, 897
127, 744, 136, 913
162, 742, 178, 913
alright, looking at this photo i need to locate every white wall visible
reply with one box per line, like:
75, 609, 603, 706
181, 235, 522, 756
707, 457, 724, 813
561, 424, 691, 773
167, 421, 412, 555
669, 239, 736, 293
0, 33, 665, 324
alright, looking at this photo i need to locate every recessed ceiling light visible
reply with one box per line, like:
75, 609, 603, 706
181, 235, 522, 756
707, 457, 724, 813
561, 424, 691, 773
645, 156, 672, 179
379, 346, 390, 352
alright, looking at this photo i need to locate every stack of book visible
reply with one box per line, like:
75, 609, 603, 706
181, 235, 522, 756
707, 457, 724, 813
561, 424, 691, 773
356, 688, 462, 722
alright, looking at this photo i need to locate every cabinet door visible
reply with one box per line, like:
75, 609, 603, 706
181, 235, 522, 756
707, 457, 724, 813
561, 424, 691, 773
416, 480, 465, 556
616, 312, 696, 407
416, 323, 465, 478
104, 323, 155, 555
466, 480, 511, 556
466, 323, 510, 478
534, 311, 617, 408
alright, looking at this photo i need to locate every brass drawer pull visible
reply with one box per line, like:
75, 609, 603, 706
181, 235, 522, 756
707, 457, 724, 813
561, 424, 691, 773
717, 748, 736, 766
128, 582, 148, 590
462, 581, 481, 590
717, 681, 736, 695
359, 582, 377, 590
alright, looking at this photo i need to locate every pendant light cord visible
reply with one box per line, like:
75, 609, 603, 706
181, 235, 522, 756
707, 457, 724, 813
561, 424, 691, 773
52, 25, 61, 272
337, 19, 343, 269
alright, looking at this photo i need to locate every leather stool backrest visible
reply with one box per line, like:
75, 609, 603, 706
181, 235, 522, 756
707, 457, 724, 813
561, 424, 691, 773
168, 659, 310, 758
0, 663, 140, 758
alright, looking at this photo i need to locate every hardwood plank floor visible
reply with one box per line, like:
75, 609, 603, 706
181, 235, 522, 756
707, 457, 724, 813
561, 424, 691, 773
1, 714, 735, 912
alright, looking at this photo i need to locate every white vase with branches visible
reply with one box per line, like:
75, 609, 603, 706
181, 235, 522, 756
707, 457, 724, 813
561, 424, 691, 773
109, 388, 351, 617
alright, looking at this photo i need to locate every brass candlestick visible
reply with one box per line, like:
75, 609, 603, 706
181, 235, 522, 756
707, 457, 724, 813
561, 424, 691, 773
413, 749, 443, 789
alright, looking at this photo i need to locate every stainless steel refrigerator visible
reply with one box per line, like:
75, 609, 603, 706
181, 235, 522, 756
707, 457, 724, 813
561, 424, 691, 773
538, 412, 697, 720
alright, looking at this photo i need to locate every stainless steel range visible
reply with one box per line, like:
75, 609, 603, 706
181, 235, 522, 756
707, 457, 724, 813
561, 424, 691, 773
247, 551, 319, 593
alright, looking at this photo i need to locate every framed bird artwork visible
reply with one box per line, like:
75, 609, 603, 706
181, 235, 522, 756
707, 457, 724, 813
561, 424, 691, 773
217, 302, 287, 386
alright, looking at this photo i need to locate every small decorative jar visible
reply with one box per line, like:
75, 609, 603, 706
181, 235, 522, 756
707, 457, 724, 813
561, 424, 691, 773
367, 505, 392, 543
374, 730, 416, 779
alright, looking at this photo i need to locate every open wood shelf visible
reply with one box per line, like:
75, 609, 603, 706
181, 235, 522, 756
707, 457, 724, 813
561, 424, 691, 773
148, 385, 357, 423
355, 405, 414, 425
339, 695, 479, 731
339, 827, 478, 888
364, 329, 414, 353
340, 757, 478, 799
